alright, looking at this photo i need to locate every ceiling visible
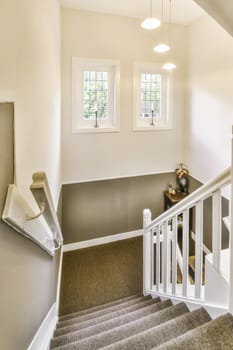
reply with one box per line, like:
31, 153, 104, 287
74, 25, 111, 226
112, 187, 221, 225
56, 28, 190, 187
60, 0, 205, 25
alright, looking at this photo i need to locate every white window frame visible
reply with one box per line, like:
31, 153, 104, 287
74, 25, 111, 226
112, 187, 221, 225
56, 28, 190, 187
133, 62, 173, 131
72, 57, 120, 133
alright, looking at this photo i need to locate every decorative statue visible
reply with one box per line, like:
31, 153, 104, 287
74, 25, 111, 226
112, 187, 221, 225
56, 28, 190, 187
175, 163, 189, 194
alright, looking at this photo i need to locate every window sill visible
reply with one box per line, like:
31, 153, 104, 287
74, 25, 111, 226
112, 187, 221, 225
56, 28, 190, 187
133, 125, 173, 132
72, 127, 120, 134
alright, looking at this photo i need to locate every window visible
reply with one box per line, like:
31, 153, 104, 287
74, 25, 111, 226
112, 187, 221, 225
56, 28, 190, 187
72, 58, 120, 133
134, 62, 173, 130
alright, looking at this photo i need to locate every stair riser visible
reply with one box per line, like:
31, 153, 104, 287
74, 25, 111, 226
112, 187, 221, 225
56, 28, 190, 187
57, 295, 152, 328
51, 300, 172, 348
52, 303, 189, 350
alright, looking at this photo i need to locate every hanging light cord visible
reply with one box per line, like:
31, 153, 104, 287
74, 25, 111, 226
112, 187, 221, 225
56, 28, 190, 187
150, 0, 153, 17
169, 0, 172, 47
161, 0, 164, 41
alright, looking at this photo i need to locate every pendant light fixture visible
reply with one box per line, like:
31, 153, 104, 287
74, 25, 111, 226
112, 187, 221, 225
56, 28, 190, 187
162, 0, 176, 70
141, 0, 160, 30
153, 0, 170, 53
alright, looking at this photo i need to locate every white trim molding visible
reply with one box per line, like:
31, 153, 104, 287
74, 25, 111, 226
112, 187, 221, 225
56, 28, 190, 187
62, 169, 175, 185
63, 229, 143, 252
27, 303, 57, 350
56, 249, 64, 309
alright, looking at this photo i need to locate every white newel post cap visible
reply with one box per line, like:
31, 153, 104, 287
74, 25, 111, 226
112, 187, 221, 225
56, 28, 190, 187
143, 209, 152, 228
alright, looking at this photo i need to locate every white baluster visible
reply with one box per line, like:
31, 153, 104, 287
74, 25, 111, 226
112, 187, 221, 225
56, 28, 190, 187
212, 190, 222, 271
151, 228, 154, 290
162, 221, 169, 293
182, 209, 189, 297
172, 216, 178, 295
143, 209, 152, 295
195, 201, 203, 299
156, 225, 160, 291
167, 222, 171, 287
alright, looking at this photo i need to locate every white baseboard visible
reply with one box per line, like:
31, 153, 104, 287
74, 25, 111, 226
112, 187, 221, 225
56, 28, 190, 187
56, 249, 63, 309
27, 303, 57, 350
63, 229, 143, 252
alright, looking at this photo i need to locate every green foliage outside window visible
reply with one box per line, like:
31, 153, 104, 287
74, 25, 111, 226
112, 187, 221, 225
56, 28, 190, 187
83, 71, 109, 120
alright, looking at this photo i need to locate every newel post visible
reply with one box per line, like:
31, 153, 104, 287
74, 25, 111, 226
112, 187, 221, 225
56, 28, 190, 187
143, 208, 152, 295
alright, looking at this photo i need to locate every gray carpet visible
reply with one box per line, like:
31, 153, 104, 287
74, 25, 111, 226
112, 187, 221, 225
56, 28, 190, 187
51, 299, 172, 348
57, 294, 152, 328
59, 238, 143, 315
101, 308, 211, 350
51, 294, 233, 350
54, 296, 160, 337
155, 313, 233, 349
59, 293, 141, 321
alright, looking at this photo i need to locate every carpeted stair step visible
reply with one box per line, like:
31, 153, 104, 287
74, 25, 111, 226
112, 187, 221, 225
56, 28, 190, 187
154, 313, 233, 349
52, 302, 189, 350
101, 307, 211, 350
59, 293, 142, 321
51, 299, 173, 348
57, 294, 152, 328
54, 297, 160, 337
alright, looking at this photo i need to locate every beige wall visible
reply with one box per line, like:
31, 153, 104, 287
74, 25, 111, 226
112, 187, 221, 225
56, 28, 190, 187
185, 14, 233, 182
0, 104, 61, 350
0, 0, 61, 205
61, 9, 186, 183
62, 172, 177, 244
0, 0, 62, 347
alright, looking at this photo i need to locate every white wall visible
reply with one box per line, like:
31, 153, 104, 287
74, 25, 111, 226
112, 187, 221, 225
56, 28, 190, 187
61, 9, 186, 183
185, 14, 233, 182
0, 0, 61, 205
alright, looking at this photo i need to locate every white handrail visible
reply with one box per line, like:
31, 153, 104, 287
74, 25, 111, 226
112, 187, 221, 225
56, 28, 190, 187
30, 172, 63, 248
143, 165, 231, 306
146, 167, 231, 231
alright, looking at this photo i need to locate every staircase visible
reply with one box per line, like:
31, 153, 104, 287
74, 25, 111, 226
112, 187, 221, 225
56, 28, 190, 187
50, 293, 233, 349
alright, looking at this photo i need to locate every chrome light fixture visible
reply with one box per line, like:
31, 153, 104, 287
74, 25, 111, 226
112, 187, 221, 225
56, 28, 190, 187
154, 0, 170, 53
141, 0, 161, 30
162, 0, 176, 70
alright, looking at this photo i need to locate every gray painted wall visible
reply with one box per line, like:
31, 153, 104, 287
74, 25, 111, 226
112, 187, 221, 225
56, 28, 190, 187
0, 104, 61, 350
62, 173, 177, 244
62, 173, 229, 250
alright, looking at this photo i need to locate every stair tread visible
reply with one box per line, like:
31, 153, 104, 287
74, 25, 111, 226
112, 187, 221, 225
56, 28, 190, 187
59, 293, 142, 321
50, 299, 174, 349
154, 313, 233, 350
52, 302, 190, 350
57, 295, 152, 328
99, 307, 211, 350
54, 297, 160, 336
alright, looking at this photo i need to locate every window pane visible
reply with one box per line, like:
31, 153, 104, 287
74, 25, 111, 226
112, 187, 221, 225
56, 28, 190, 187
83, 70, 109, 120
140, 73, 161, 118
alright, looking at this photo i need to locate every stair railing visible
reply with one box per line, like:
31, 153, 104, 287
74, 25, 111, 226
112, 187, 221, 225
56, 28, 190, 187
143, 167, 231, 304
